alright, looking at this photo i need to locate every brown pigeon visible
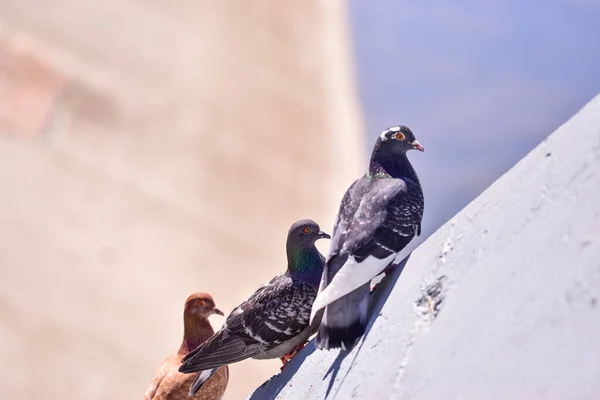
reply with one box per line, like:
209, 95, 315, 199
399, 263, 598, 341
144, 293, 229, 400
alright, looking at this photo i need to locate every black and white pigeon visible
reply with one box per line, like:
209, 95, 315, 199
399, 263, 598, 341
310, 125, 425, 351
178, 219, 330, 394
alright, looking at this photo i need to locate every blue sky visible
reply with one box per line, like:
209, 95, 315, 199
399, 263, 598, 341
349, 1, 600, 236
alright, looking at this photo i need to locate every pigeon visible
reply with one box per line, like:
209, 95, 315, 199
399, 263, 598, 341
311, 125, 425, 351
178, 219, 330, 389
143, 293, 229, 400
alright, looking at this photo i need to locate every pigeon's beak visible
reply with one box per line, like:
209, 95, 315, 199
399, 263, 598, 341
411, 140, 425, 152
212, 307, 224, 316
317, 230, 331, 239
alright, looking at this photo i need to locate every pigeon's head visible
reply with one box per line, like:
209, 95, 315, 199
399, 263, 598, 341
377, 125, 424, 154
288, 219, 331, 247
184, 292, 224, 318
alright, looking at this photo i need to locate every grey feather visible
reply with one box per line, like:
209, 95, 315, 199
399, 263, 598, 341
316, 283, 370, 351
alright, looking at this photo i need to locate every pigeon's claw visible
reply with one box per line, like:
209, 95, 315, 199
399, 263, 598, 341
279, 357, 288, 371
279, 342, 307, 370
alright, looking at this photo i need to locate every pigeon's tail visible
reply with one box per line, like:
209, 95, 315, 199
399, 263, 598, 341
188, 368, 218, 396
315, 282, 370, 351
179, 331, 260, 373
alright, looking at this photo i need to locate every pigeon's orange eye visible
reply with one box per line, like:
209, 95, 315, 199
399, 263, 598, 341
303, 227, 311, 234
197, 300, 206, 307
396, 133, 405, 141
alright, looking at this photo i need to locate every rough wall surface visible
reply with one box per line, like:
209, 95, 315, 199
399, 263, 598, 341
0, 2, 362, 399
249, 95, 600, 400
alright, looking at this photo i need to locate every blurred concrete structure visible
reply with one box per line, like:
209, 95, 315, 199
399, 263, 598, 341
0, 1, 363, 399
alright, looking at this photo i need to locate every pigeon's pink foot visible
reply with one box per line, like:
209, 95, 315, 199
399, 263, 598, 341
279, 342, 307, 370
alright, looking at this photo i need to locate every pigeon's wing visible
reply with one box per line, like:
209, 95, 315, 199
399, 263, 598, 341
312, 178, 423, 313
348, 178, 423, 262
309, 177, 368, 324
326, 178, 370, 262
310, 177, 368, 322
235, 276, 315, 346
180, 276, 315, 372
179, 329, 260, 373
180, 277, 281, 370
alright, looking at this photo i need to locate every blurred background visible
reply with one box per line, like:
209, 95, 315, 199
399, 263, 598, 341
350, 0, 600, 237
0, 1, 598, 399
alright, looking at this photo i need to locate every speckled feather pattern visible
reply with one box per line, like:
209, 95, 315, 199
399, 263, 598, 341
180, 274, 319, 372
230, 274, 317, 345
144, 352, 228, 400
329, 175, 424, 267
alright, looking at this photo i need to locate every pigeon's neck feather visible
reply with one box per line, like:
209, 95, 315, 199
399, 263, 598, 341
287, 246, 323, 285
368, 151, 419, 183
178, 315, 214, 356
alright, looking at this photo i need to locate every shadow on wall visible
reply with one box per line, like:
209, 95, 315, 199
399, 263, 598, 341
248, 255, 412, 400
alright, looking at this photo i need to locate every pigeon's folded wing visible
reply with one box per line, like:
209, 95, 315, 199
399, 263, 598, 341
180, 276, 315, 372
312, 178, 423, 315
230, 276, 315, 347
349, 178, 422, 262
